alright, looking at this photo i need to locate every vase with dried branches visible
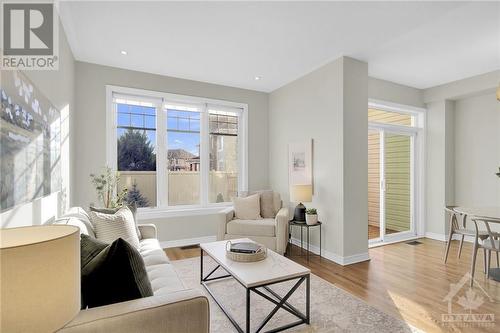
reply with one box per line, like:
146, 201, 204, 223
90, 166, 128, 208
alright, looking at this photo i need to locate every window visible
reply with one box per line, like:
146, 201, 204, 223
368, 108, 415, 126
208, 107, 239, 203
166, 104, 201, 206
107, 87, 247, 211
115, 97, 158, 208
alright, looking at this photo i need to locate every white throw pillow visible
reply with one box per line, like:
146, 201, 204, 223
89, 206, 140, 248
233, 194, 262, 220
239, 190, 281, 218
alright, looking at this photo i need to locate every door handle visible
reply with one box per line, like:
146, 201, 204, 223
380, 179, 387, 192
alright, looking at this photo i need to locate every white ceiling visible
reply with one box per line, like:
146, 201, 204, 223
59, 1, 500, 92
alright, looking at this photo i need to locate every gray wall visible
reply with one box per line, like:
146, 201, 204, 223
454, 93, 500, 207
1, 21, 75, 228
425, 100, 455, 236
368, 77, 424, 108
424, 72, 499, 238
269, 56, 369, 264
73, 62, 269, 242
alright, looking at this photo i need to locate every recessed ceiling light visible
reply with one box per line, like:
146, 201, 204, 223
120, 50, 128, 55
254, 76, 261, 81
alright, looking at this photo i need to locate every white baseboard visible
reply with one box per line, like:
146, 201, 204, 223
289, 237, 370, 266
425, 232, 447, 242
425, 232, 474, 243
161, 235, 216, 249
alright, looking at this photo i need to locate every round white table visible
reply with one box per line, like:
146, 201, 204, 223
453, 206, 500, 221
453, 206, 500, 282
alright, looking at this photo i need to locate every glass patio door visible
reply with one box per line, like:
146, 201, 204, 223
368, 129, 416, 243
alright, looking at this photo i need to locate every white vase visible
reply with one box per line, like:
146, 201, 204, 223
306, 214, 318, 225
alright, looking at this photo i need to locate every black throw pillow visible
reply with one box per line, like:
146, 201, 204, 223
81, 237, 153, 309
80, 234, 108, 269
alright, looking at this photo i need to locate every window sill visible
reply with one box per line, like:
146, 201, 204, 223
137, 204, 232, 220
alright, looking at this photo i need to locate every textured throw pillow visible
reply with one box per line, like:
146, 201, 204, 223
240, 190, 280, 218
233, 194, 262, 220
259, 190, 276, 218
80, 234, 108, 269
89, 206, 140, 249
81, 238, 153, 309
90, 203, 141, 239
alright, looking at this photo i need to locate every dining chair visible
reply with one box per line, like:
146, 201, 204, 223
470, 217, 500, 287
443, 207, 489, 264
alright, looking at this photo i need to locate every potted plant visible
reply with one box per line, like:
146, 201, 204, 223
90, 166, 128, 208
305, 208, 318, 225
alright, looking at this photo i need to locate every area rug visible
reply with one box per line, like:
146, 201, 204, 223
172, 257, 421, 333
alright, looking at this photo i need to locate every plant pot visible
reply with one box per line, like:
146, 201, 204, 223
305, 214, 318, 225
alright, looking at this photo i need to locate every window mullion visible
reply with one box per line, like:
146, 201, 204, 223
156, 101, 167, 207
200, 103, 209, 206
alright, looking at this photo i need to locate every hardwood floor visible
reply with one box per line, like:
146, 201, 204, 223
165, 238, 500, 333
368, 224, 398, 239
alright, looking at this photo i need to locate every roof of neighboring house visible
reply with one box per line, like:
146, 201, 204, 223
167, 149, 196, 160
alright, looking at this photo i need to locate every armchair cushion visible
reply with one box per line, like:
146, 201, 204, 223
226, 218, 276, 237
233, 194, 262, 220
240, 190, 282, 218
260, 191, 276, 218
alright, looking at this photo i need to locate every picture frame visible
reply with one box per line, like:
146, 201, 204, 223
1, 70, 62, 212
288, 139, 312, 186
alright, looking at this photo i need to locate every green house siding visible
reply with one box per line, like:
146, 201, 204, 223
385, 134, 411, 232
368, 109, 412, 234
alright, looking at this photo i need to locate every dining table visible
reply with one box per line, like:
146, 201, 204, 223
453, 206, 500, 282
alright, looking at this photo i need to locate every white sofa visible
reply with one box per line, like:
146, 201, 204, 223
217, 192, 290, 255
53, 207, 209, 333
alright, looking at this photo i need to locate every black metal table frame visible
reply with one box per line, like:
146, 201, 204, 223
288, 221, 322, 261
200, 248, 310, 333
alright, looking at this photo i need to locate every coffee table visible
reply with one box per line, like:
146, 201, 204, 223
200, 238, 311, 333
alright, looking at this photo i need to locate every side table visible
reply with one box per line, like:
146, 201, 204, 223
288, 220, 322, 261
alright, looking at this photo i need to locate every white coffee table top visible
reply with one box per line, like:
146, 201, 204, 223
200, 238, 310, 288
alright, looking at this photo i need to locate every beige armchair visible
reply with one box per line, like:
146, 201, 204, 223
217, 191, 290, 255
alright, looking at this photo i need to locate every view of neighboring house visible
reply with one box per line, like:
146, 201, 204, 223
168, 148, 199, 171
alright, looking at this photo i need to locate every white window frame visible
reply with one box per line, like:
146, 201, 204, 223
368, 99, 426, 247
106, 85, 248, 218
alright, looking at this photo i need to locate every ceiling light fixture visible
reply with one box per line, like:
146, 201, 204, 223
254, 76, 261, 81
120, 50, 128, 55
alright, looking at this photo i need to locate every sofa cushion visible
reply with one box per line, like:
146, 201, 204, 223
233, 194, 262, 220
81, 238, 153, 309
55, 207, 96, 237
147, 264, 186, 295
226, 218, 276, 237
89, 206, 140, 249
139, 239, 170, 266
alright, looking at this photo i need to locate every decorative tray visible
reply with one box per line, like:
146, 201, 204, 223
225, 241, 267, 262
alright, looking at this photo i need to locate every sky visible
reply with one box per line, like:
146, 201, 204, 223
117, 104, 200, 156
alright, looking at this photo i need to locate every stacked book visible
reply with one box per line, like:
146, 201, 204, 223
229, 242, 263, 254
